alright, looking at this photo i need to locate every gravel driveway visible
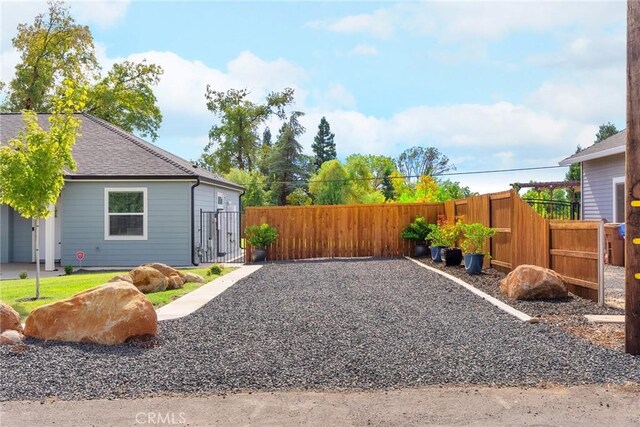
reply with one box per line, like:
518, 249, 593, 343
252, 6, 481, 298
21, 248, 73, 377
1, 259, 639, 401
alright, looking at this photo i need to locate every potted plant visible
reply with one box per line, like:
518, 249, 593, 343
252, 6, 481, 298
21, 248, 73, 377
460, 223, 496, 274
401, 216, 431, 257
426, 223, 449, 262
245, 223, 278, 262
440, 219, 464, 266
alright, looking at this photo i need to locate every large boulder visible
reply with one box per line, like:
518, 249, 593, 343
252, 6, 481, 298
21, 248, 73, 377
0, 329, 24, 345
143, 263, 185, 280
130, 266, 167, 293
166, 273, 184, 290
500, 265, 568, 300
0, 302, 23, 333
183, 272, 206, 284
24, 281, 157, 345
108, 273, 133, 284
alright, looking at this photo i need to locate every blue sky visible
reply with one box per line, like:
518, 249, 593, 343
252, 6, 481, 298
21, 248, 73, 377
0, 1, 628, 192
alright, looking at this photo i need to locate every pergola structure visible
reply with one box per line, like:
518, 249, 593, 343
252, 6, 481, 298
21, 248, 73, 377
510, 180, 580, 193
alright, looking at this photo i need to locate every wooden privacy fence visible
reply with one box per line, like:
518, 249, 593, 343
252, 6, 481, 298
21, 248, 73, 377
244, 202, 444, 260
244, 189, 603, 303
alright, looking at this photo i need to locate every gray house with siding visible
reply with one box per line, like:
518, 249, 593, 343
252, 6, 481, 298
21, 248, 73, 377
559, 130, 626, 223
0, 113, 244, 269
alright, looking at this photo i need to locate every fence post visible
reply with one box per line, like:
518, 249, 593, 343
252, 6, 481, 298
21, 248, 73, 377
598, 221, 605, 307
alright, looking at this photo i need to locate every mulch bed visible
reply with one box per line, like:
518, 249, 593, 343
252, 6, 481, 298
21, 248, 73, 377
414, 257, 626, 351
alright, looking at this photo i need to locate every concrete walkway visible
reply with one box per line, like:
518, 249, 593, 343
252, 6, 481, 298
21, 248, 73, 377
156, 265, 262, 321
2, 384, 639, 426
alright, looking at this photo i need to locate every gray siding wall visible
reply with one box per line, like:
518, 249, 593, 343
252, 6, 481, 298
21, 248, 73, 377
60, 181, 192, 267
11, 207, 33, 263
0, 204, 11, 263
582, 153, 625, 222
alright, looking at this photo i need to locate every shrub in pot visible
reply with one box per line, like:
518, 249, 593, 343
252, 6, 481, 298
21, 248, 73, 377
245, 224, 278, 262
426, 223, 449, 262
440, 219, 464, 266
460, 223, 496, 274
401, 216, 431, 257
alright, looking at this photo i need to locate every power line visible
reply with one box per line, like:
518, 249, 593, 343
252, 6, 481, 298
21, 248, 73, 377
262, 164, 568, 185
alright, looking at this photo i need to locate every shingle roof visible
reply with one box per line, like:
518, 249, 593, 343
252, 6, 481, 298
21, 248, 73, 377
0, 113, 243, 190
559, 129, 626, 166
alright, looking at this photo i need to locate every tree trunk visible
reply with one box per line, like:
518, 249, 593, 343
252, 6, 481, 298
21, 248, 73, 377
626, 0, 640, 355
35, 219, 41, 300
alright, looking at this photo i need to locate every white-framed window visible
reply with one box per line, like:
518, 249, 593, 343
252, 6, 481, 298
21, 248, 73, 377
104, 188, 148, 240
217, 193, 225, 209
612, 176, 625, 223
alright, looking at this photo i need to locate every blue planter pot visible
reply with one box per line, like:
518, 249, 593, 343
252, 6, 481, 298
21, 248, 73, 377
430, 246, 445, 262
464, 253, 485, 275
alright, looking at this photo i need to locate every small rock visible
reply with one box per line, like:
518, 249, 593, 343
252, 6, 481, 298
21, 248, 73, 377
166, 273, 184, 290
108, 273, 133, 284
0, 301, 23, 333
183, 272, 206, 284
0, 329, 24, 345
500, 265, 568, 300
130, 266, 167, 293
143, 263, 185, 280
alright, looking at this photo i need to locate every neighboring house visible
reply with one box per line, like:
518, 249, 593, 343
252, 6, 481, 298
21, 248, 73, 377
559, 130, 626, 223
0, 113, 244, 268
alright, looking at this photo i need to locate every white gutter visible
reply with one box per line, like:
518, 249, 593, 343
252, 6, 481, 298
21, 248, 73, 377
559, 145, 626, 166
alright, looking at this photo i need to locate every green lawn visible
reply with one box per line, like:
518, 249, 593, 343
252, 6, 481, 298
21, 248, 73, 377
0, 267, 234, 320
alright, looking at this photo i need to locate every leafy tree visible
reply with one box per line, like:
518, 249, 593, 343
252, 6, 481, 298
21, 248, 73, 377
85, 60, 163, 141
565, 145, 582, 182
345, 154, 396, 190
0, 81, 85, 299
3, 0, 164, 140
5, 0, 97, 112
262, 127, 272, 147
224, 168, 270, 207
395, 146, 455, 181
309, 159, 349, 205
286, 188, 312, 206
201, 87, 294, 173
269, 112, 309, 205
344, 155, 384, 204
594, 122, 618, 143
437, 179, 475, 200
311, 116, 336, 170
381, 165, 395, 201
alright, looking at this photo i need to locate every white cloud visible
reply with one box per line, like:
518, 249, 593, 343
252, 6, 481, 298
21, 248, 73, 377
0, 48, 20, 82
306, 9, 395, 39
350, 44, 379, 56
73, 0, 130, 28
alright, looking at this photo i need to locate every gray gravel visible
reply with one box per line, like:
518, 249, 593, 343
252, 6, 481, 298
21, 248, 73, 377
1, 258, 639, 401
415, 257, 623, 317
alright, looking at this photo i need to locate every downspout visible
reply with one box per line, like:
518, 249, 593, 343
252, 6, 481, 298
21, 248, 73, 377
239, 188, 246, 250
191, 177, 201, 266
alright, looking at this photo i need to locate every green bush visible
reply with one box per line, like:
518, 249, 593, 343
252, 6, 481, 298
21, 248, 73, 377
401, 216, 431, 242
64, 265, 73, 275
208, 264, 223, 276
460, 223, 496, 254
245, 224, 278, 249
18, 271, 28, 280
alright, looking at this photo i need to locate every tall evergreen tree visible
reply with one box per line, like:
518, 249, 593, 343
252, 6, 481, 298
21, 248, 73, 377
311, 116, 336, 170
594, 122, 618, 143
565, 145, 582, 182
262, 127, 272, 147
269, 112, 309, 205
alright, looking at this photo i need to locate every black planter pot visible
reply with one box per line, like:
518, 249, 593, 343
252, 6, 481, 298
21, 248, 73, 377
251, 248, 267, 262
464, 253, 485, 274
415, 242, 429, 258
441, 248, 463, 266
430, 246, 445, 262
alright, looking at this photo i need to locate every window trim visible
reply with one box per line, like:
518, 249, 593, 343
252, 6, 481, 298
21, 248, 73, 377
612, 176, 625, 224
104, 187, 148, 241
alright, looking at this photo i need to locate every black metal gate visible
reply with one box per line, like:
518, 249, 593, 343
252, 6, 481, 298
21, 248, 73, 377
197, 210, 244, 264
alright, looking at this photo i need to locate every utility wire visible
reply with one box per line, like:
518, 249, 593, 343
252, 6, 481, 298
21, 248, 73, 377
260, 164, 568, 185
